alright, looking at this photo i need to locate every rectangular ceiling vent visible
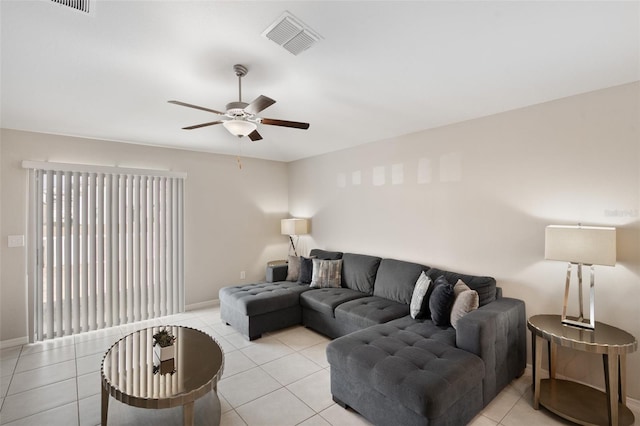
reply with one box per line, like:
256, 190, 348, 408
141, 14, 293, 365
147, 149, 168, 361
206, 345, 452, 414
262, 11, 322, 56
51, 0, 93, 15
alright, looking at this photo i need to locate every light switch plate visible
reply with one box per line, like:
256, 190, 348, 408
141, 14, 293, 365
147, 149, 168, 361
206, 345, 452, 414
8, 235, 25, 247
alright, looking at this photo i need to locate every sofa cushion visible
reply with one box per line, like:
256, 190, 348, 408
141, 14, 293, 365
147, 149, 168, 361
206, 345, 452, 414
426, 268, 496, 307
373, 259, 428, 305
309, 249, 343, 260
326, 317, 483, 418
335, 296, 410, 329
219, 282, 302, 316
310, 259, 343, 288
341, 253, 382, 294
300, 288, 367, 318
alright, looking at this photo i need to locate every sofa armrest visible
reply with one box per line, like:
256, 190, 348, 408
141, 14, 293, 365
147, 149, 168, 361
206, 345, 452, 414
456, 297, 526, 406
266, 264, 288, 283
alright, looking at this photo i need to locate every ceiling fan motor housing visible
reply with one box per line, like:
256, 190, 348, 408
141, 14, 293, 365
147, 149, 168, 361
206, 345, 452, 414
226, 101, 250, 117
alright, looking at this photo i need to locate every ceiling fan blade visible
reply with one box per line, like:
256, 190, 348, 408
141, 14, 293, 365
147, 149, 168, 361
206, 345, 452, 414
261, 118, 310, 130
182, 121, 224, 130
168, 100, 225, 115
244, 95, 276, 115
248, 130, 263, 141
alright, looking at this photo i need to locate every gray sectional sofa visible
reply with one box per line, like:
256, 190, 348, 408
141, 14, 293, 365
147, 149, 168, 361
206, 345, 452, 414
219, 249, 526, 426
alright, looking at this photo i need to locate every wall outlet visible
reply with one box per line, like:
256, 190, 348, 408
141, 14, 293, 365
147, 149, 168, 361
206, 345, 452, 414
240, 271, 246, 280
8, 235, 25, 248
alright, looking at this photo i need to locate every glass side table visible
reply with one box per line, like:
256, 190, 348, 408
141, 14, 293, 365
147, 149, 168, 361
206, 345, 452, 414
101, 326, 224, 426
528, 314, 637, 426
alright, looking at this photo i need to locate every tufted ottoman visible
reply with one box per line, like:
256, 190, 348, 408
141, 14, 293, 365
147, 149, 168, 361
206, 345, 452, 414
220, 282, 310, 340
327, 316, 485, 426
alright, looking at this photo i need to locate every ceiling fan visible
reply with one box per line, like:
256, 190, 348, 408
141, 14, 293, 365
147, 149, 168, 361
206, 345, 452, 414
169, 64, 310, 141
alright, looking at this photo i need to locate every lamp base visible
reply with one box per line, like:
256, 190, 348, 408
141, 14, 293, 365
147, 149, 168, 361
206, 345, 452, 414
561, 263, 596, 330
561, 316, 595, 330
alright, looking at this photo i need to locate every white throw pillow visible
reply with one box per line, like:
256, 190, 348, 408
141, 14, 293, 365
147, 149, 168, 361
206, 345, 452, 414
410, 271, 432, 319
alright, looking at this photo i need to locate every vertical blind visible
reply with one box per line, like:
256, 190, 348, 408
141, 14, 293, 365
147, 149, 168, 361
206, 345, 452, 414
25, 162, 185, 341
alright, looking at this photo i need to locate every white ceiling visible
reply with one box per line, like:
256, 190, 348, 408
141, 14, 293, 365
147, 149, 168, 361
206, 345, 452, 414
2, 1, 639, 162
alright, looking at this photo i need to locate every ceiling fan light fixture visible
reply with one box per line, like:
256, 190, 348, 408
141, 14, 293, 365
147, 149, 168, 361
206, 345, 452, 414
223, 119, 257, 137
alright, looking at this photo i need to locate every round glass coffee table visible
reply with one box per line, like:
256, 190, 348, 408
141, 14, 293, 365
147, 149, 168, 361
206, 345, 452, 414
101, 326, 224, 426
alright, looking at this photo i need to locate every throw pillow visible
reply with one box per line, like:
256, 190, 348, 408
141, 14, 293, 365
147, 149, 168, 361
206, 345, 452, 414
310, 259, 343, 288
410, 271, 432, 319
429, 276, 455, 326
297, 256, 315, 284
450, 280, 479, 329
285, 255, 301, 282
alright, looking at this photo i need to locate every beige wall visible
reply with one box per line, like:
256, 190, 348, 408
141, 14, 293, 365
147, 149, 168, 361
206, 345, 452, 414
288, 82, 640, 398
0, 129, 289, 343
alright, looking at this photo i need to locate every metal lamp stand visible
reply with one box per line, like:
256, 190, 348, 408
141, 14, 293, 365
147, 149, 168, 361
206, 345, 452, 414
561, 262, 596, 329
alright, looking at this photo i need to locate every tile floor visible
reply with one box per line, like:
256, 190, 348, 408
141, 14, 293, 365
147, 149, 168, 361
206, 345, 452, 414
0, 306, 637, 425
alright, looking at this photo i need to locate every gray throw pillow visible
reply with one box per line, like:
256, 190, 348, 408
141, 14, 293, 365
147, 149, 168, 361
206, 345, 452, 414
310, 259, 343, 288
410, 271, 432, 319
450, 280, 479, 329
286, 255, 301, 282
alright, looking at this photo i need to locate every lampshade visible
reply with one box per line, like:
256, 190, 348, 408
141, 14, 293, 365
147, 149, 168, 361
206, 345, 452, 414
223, 119, 257, 137
545, 225, 616, 266
281, 218, 309, 236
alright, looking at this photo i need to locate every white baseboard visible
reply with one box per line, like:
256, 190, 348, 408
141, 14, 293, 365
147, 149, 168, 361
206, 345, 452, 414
185, 299, 220, 311
525, 362, 640, 409
0, 336, 28, 349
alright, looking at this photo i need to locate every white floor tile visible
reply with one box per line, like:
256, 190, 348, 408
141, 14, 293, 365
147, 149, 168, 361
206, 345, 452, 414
287, 369, 333, 413
468, 414, 499, 426
218, 367, 281, 408
77, 371, 101, 400
236, 388, 314, 426
20, 336, 74, 356
78, 393, 101, 426
0, 378, 10, 399
319, 404, 373, 426
76, 352, 105, 376
73, 326, 122, 345
299, 341, 330, 369
75, 335, 118, 358
297, 414, 331, 426
220, 393, 233, 414
7, 359, 76, 395
14, 345, 75, 373
0, 401, 78, 426
224, 332, 255, 349
480, 384, 521, 423
240, 336, 294, 365
0, 348, 21, 362
0, 359, 17, 379
262, 353, 322, 386
220, 409, 248, 426
222, 350, 258, 378
0, 378, 77, 424
501, 393, 573, 426
271, 327, 330, 352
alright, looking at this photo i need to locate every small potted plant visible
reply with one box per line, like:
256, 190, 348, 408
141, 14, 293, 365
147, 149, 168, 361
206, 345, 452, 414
153, 329, 176, 361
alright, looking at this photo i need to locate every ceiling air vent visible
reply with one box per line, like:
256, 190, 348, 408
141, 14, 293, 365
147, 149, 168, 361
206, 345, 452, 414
51, 0, 93, 14
262, 11, 322, 56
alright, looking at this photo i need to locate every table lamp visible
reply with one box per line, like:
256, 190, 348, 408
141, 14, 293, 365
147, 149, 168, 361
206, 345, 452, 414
281, 218, 309, 257
544, 224, 616, 329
